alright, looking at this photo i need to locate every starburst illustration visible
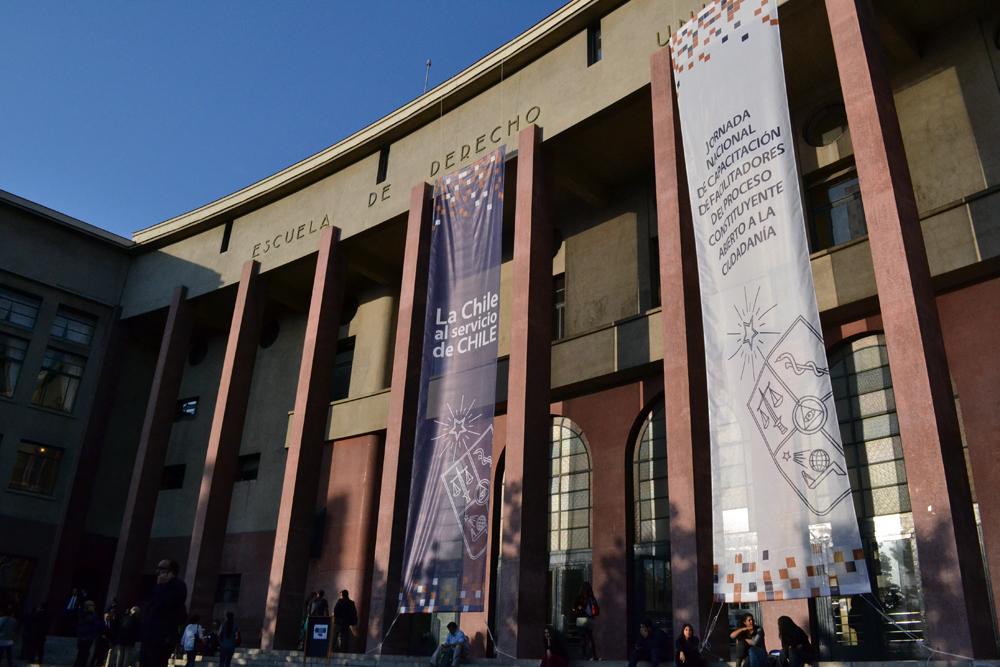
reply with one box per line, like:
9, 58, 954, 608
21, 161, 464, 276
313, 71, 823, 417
727, 286, 779, 380
432, 395, 482, 456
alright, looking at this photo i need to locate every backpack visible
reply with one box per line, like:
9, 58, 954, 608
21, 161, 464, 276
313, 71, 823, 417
586, 598, 600, 618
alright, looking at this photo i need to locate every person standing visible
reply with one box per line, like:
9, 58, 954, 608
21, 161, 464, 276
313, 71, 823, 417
90, 606, 118, 667
180, 616, 204, 666
64, 588, 82, 636
217, 612, 239, 667
0, 606, 18, 667
74, 601, 102, 667
140, 559, 188, 667
308, 591, 329, 618
23, 603, 50, 664
571, 582, 599, 660
331, 590, 357, 653
109, 607, 140, 667
628, 619, 667, 667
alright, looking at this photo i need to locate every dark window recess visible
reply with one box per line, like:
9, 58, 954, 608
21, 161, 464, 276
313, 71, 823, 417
161, 464, 186, 490
260, 318, 280, 349
806, 163, 867, 252
649, 236, 661, 309
376, 146, 390, 184
237, 453, 260, 482
332, 337, 356, 401
188, 336, 208, 366
10, 442, 63, 495
587, 23, 602, 66
220, 221, 234, 253
552, 274, 566, 341
215, 573, 241, 603
175, 397, 198, 420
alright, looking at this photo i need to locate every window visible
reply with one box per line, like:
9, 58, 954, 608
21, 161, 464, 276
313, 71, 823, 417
161, 464, 186, 490
587, 23, 602, 66
9, 442, 63, 495
648, 236, 661, 309
376, 146, 390, 184
0, 287, 41, 329
50, 308, 97, 347
552, 275, 566, 341
0, 334, 29, 398
549, 417, 591, 552
823, 335, 924, 656
175, 397, 198, 420
332, 337, 355, 401
804, 104, 849, 148
806, 163, 867, 252
237, 453, 260, 482
215, 574, 241, 603
32, 348, 86, 412
0, 554, 36, 611
220, 221, 233, 253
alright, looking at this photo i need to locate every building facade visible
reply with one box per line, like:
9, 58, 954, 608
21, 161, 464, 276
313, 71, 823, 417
3, 0, 1000, 660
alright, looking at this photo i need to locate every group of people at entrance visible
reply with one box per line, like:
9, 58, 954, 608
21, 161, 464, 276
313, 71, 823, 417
300, 590, 358, 654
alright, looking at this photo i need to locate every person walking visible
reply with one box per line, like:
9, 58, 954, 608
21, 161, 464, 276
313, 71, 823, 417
108, 607, 140, 667
0, 606, 18, 667
627, 619, 667, 667
331, 590, 357, 653
74, 601, 102, 667
217, 613, 239, 667
23, 603, 50, 664
180, 616, 204, 666
571, 582, 599, 660
140, 559, 188, 667
675, 623, 704, 667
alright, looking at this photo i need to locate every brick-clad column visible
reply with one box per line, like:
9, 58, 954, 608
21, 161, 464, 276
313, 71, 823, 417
107, 287, 193, 608
365, 183, 433, 652
649, 49, 716, 637
826, 0, 993, 656
495, 124, 551, 658
44, 308, 124, 610
261, 228, 344, 649
185, 260, 264, 619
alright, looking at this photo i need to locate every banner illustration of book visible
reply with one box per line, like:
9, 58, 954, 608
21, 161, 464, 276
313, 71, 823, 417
669, 0, 870, 601
398, 148, 505, 613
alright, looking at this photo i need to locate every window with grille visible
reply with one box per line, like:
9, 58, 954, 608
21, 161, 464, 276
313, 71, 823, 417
548, 416, 591, 552
634, 405, 669, 544
32, 348, 86, 412
50, 307, 97, 347
0, 334, 29, 398
10, 442, 63, 495
806, 162, 867, 252
0, 287, 41, 330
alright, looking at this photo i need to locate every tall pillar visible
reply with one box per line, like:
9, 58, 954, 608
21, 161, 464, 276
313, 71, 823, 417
261, 229, 344, 649
649, 49, 715, 637
108, 288, 193, 608
185, 260, 264, 619
44, 309, 124, 609
496, 124, 551, 658
365, 183, 433, 652
825, 0, 993, 656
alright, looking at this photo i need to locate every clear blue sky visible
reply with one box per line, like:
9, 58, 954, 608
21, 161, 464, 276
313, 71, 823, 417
0, 1, 566, 238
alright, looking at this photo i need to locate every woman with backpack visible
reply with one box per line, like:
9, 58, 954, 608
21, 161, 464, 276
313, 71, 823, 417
571, 582, 600, 660
218, 612, 240, 667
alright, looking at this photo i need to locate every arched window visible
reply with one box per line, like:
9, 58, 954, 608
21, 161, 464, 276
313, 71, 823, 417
823, 334, 924, 657
549, 417, 592, 552
631, 402, 671, 632
548, 416, 592, 631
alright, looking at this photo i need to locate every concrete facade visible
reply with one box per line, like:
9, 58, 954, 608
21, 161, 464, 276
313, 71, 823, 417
4, 0, 1000, 661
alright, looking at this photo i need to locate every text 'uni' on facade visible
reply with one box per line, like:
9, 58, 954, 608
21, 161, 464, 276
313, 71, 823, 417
3, 0, 1000, 661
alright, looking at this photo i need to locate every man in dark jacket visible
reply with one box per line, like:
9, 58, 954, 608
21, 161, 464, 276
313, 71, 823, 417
74, 601, 103, 667
109, 607, 141, 667
23, 603, 50, 663
628, 619, 668, 667
140, 559, 188, 667
331, 590, 358, 653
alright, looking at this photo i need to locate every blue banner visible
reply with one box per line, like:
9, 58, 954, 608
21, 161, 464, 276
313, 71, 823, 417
399, 148, 505, 613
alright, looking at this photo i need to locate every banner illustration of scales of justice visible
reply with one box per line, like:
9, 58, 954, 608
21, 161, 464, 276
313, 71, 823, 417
398, 147, 505, 613
670, 0, 870, 601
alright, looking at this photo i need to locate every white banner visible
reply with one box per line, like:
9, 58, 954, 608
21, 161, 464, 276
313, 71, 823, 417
669, 0, 870, 602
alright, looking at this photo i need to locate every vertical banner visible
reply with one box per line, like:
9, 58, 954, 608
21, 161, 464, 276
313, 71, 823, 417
399, 148, 505, 613
669, 0, 870, 601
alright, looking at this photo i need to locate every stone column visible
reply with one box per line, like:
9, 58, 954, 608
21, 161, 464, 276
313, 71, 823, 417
44, 308, 124, 610
495, 124, 551, 658
649, 48, 716, 637
107, 287, 193, 608
365, 183, 433, 652
261, 229, 344, 649
185, 260, 264, 619
825, 0, 993, 655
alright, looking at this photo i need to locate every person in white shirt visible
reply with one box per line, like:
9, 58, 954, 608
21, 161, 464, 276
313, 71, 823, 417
181, 615, 205, 666
429, 622, 469, 667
